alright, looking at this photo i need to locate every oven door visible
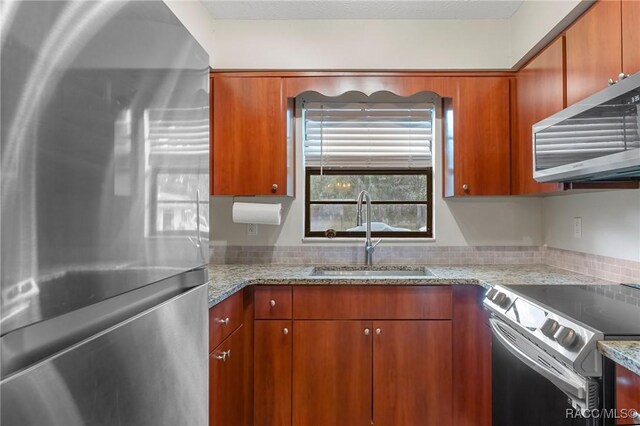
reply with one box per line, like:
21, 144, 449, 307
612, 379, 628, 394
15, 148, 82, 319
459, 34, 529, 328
491, 318, 601, 426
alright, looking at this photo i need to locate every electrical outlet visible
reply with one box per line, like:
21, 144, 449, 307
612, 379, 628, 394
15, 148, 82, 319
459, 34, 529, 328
247, 223, 258, 236
573, 217, 582, 238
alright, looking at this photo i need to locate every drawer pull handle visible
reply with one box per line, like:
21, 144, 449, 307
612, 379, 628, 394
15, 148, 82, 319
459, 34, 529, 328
269, 299, 276, 307
283, 327, 289, 335
214, 350, 230, 362
216, 317, 230, 325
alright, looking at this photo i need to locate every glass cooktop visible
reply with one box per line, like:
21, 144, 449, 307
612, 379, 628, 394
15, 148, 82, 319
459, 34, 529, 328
502, 284, 640, 336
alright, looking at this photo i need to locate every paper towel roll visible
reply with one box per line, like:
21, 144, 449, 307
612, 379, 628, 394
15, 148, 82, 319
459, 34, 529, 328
232, 202, 282, 225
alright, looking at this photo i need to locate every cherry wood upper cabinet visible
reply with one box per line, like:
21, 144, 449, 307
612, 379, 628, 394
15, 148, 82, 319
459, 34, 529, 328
565, 0, 622, 106
513, 37, 565, 195
444, 77, 511, 197
622, 0, 640, 76
285, 76, 456, 98
292, 320, 373, 426
212, 76, 292, 196
616, 364, 640, 425
373, 320, 453, 426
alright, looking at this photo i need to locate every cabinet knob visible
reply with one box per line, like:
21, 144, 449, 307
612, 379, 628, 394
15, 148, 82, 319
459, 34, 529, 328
269, 299, 276, 307
216, 317, 230, 325
364, 328, 370, 336
375, 328, 381, 335
283, 327, 289, 335
271, 183, 278, 193
608, 78, 616, 86
462, 184, 469, 192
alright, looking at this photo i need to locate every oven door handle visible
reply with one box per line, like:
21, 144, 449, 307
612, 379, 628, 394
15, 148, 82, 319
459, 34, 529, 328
490, 318, 586, 400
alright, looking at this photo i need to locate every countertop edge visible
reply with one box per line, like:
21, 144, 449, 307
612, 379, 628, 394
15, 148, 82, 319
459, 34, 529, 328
597, 341, 640, 376
207, 277, 488, 308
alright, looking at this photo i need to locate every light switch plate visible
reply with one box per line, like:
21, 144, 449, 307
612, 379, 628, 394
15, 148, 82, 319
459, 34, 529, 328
573, 217, 582, 238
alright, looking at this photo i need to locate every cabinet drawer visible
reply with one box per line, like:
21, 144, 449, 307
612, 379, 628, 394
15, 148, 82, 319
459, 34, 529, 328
209, 291, 243, 352
293, 286, 452, 319
210, 325, 245, 426
255, 286, 292, 319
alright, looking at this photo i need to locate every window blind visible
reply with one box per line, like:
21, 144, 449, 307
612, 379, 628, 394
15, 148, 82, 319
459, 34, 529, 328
303, 102, 434, 169
146, 107, 209, 166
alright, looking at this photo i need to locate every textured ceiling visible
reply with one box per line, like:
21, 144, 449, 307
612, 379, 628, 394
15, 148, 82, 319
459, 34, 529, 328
202, 0, 525, 20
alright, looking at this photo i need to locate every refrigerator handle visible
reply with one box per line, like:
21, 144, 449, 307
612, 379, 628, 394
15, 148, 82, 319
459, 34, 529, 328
196, 189, 202, 247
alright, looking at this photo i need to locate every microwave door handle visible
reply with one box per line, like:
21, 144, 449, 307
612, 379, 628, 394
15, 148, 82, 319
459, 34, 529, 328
489, 319, 586, 400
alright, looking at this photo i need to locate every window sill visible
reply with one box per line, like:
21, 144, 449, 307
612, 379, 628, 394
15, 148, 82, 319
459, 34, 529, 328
301, 237, 436, 244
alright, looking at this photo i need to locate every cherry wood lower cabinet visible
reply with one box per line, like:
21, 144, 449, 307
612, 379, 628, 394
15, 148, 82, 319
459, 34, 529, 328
210, 325, 245, 426
252, 285, 489, 426
292, 320, 373, 426
452, 286, 492, 426
254, 320, 292, 426
616, 364, 640, 425
373, 320, 453, 426
292, 320, 452, 426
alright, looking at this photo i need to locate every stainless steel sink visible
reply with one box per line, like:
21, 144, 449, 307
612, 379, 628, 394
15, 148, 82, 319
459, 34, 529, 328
311, 267, 435, 277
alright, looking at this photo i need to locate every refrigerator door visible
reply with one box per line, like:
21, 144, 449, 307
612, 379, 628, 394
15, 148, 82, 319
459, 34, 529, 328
1, 284, 208, 426
1, 1, 210, 335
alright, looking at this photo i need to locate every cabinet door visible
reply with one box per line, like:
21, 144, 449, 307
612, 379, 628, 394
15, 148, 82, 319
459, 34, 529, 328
565, 0, 622, 105
448, 77, 511, 196
373, 321, 452, 426
513, 37, 564, 195
292, 320, 372, 426
452, 286, 492, 426
622, 0, 640, 76
254, 320, 292, 426
210, 326, 245, 426
212, 77, 287, 195
616, 364, 640, 425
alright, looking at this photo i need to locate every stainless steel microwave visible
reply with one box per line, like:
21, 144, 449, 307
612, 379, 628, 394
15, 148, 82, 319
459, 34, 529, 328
533, 72, 640, 182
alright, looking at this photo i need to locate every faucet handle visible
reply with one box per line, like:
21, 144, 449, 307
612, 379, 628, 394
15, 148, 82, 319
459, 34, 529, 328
373, 239, 382, 248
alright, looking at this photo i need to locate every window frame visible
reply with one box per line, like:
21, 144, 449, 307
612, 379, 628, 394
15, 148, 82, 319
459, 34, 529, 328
148, 167, 210, 238
304, 168, 433, 239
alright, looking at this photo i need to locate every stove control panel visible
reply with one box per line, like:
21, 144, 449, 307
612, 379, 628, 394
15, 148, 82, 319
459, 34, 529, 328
483, 285, 602, 375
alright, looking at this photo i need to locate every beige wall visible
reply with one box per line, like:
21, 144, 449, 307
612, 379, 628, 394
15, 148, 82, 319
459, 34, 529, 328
211, 19, 511, 70
543, 190, 640, 262
508, 0, 587, 68
209, 1, 589, 70
164, 0, 216, 66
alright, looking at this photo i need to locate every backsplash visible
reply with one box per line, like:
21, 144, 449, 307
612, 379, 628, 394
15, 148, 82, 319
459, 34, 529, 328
210, 245, 640, 283
542, 247, 640, 284
210, 245, 543, 265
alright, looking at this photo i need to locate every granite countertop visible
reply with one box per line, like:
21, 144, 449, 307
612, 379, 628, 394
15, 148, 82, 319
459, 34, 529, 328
206, 263, 614, 308
207, 263, 639, 376
597, 341, 640, 376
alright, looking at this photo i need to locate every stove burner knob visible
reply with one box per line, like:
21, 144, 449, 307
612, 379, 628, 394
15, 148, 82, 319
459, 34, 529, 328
540, 319, 560, 338
486, 288, 498, 300
555, 326, 578, 348
493, 292, 510, 308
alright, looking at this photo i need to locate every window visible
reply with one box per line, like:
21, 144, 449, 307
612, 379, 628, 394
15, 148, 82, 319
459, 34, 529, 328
302, 98, 434, 238
145, 106, 209, 237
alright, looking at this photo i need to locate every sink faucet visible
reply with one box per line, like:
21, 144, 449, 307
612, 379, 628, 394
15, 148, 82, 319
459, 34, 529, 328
356, 190, 381, 266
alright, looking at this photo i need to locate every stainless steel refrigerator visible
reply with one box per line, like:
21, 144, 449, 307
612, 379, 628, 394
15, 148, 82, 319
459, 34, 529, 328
1, 1, 210, 424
